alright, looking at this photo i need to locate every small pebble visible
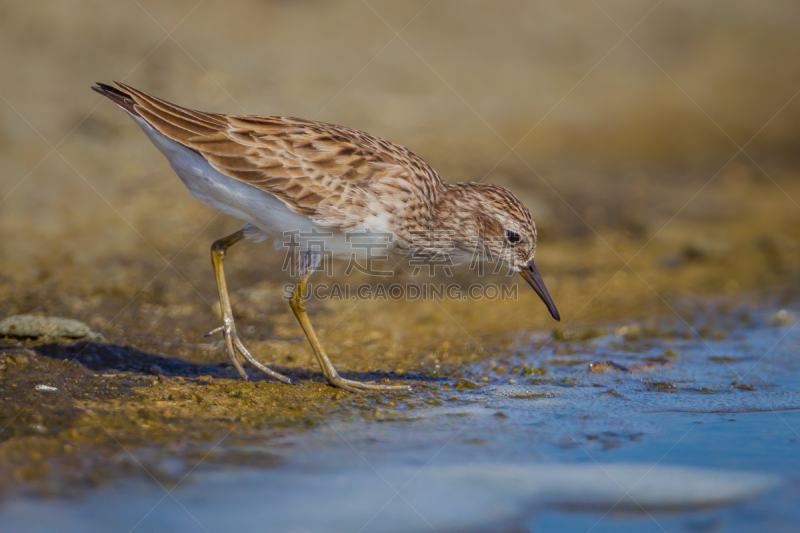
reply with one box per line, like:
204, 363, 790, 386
35, 384, 58, 392
454, 379, 481, 390
615, 325, 642, 340
588, 361, 629, 373
0, 315, 99, 340
767, 309, 796, 327
9, 352, 30, 365
147, 364, 165, 376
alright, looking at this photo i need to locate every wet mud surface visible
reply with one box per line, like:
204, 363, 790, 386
2, 303, 800, 532
0, 266, 798, 495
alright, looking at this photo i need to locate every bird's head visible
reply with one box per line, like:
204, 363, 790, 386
441, 182, 560, 321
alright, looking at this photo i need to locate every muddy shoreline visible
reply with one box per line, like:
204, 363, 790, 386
2, 202, 799, 499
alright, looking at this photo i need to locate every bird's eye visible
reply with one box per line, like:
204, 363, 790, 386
505, 230, 521, 245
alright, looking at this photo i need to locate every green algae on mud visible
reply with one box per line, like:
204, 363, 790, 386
0, 341, 421, 499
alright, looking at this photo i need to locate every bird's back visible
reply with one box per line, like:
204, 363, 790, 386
93, 82, 444, 235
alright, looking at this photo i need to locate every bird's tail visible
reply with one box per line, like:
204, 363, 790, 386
91, 82, 138, 116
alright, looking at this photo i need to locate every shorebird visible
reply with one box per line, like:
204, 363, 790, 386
92, 81, 560, 392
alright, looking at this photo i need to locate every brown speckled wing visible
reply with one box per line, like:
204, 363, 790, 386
111, 81, 443, 226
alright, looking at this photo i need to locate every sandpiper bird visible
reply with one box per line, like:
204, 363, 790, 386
92, 81, 560, 392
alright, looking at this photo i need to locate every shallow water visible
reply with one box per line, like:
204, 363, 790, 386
3, 308, 800, 532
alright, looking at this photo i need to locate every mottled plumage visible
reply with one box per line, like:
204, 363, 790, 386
92, 81, 559, 392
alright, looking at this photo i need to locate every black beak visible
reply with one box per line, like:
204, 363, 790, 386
519, 259, 560, 321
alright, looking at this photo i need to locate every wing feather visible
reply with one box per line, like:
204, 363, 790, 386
104, 81, 444, 227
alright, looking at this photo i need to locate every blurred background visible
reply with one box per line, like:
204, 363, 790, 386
4, 3, 800, 526
2, 0, 800, 334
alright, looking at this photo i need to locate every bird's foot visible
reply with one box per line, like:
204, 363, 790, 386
205, 323, 294, 385
328, 375, 410, 393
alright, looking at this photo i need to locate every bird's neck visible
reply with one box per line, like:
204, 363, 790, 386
429, 183, 485, 248
432, 182, 467, 228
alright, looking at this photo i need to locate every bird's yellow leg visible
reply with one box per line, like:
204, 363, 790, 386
208, 228, 293, 384
289, 274, 409, 393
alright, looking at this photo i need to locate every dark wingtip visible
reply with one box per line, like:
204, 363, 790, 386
92, 81, 113, 91
91, 81, 137, 114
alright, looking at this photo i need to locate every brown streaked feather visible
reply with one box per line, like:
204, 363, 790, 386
100, 81, 445, 228
114, 81, 228, 130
